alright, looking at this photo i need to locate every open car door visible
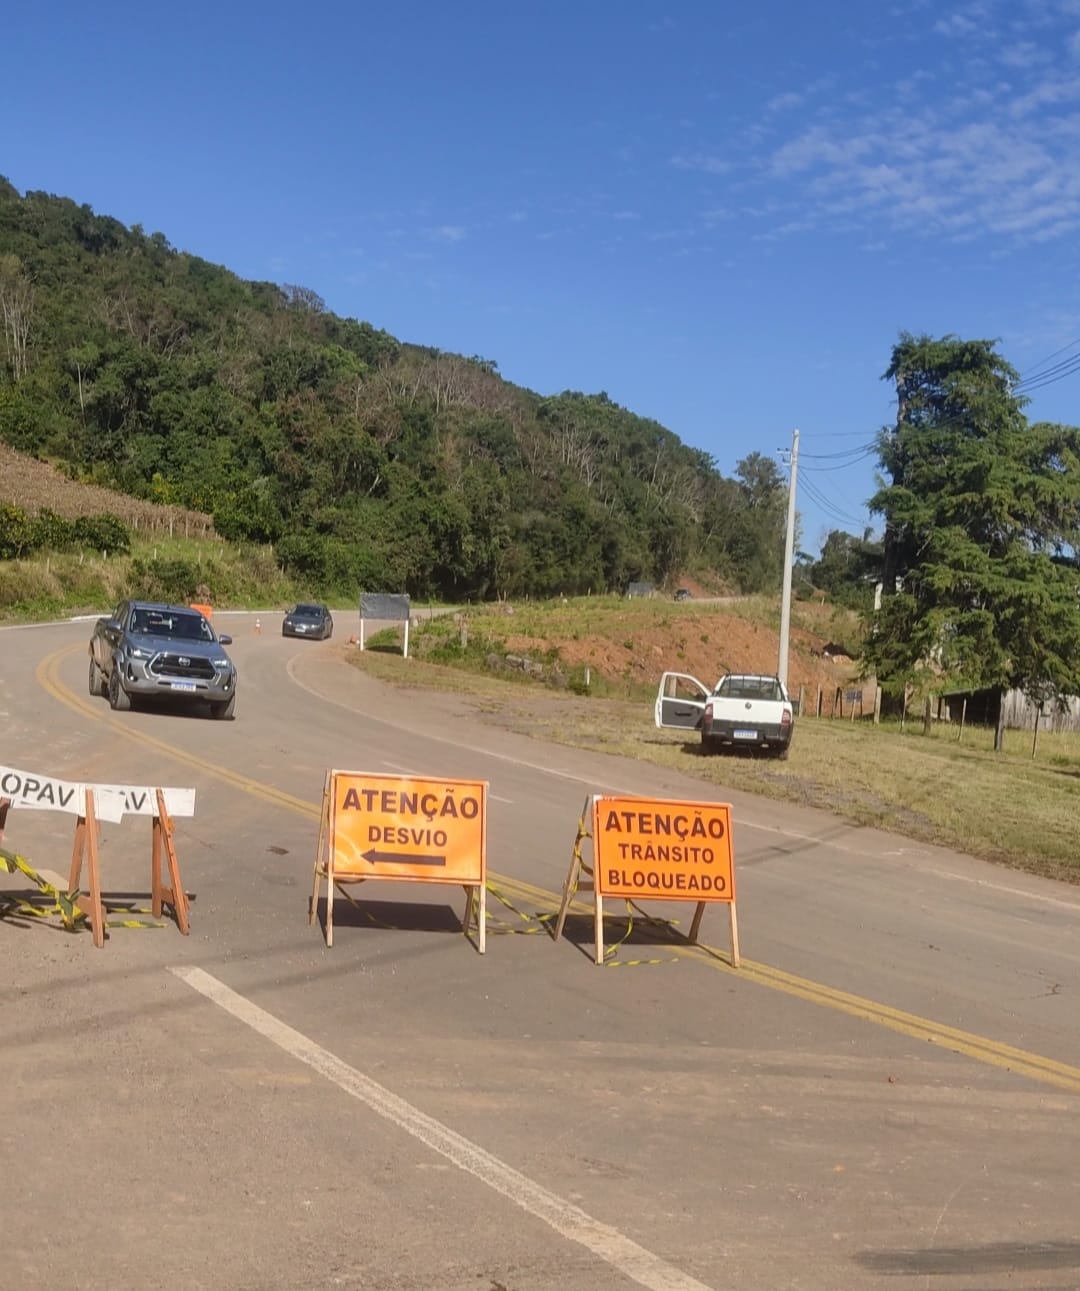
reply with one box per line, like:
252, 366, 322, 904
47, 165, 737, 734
654, 671, 711, 730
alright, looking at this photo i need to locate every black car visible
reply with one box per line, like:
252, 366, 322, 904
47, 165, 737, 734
282, 603, 333, 640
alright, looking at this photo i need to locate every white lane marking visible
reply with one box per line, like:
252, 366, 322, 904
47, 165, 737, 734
380, 760, 414, 773
491, 794, 514, 804
172, 966, 716, 1291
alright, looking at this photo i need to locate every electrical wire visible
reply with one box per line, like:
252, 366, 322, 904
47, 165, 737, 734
798, 441, 878, 460
799, 472, 869, 529
800, 448, 878, 472
1016, 354, 1080, 395
1018, 337, 1080, 380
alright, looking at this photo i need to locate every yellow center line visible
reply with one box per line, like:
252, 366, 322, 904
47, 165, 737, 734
36, 643, 1080, 1095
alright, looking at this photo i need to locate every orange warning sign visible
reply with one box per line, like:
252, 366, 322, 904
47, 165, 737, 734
329, 771, 486, 884
592, 795, 734, 902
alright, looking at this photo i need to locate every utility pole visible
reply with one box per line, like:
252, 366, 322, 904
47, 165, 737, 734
777, 427, 799, 690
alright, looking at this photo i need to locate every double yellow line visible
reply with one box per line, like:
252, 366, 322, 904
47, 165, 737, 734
36, 644, 1080, 1094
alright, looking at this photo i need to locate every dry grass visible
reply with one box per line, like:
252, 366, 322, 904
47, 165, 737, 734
0, 443, 214, 535
348, 643, 1080, 884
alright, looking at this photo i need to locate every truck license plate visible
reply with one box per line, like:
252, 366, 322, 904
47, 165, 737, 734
171, 681, 197, 692
734, 728, 758, 740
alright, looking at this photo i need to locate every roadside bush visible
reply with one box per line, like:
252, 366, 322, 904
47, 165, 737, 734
129, 556, 200, 603
28, 508, 75, 551
72, 513, 131, 554
0, 506, 132, 557
0, 503, 32, 558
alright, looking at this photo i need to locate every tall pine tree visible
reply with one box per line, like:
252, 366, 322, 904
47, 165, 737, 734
866, 333, 1080, 750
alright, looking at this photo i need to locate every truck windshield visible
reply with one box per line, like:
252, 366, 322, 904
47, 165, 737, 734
130, 610, 214, 642
716, 677, 783, 702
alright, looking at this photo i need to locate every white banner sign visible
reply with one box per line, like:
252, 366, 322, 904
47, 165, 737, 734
0, 765, 196, 824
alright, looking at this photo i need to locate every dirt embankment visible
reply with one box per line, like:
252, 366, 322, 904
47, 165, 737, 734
496, 599, 869, 712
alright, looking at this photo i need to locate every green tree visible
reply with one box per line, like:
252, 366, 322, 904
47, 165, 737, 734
865, 333, 1080, 749
809, 528, 882, 609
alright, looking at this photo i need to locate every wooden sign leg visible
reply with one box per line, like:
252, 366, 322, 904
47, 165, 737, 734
69, 815, 86, 896
309, 783, 330, 928
554, 796, 593, 942
462, 885, 478, 951
83, 791, 105, 949
309, 860, 324, 928
594, 882, 604, 965
553, 852, 580, 943
151, 816, 164, 918
478, 882, 486, 955
728, 902, 741, 968
0, 797, 9, 845
688, 901, 706, 944
154, 790, 190, 935
326, 861, 336, 948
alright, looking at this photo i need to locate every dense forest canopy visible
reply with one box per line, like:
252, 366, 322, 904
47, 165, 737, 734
0, 179, 791, 600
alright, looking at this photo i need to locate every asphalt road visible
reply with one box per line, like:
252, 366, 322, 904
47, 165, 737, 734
2, 616, 1079, 1291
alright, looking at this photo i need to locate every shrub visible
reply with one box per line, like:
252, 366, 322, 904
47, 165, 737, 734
0, 504, 31, 558
29, 508, 75, 551
129, 557, 201, 602
72, 513, 131, 554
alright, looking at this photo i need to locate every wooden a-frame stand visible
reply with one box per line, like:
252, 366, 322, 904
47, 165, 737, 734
68, 789, 106, 948
553, 795, 740, 967
308, 778, 486, 952
67, 787, 191, 947
151, 788, 190, 935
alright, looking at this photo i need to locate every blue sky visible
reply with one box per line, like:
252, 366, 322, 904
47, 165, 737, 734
8, 0, 1080, 556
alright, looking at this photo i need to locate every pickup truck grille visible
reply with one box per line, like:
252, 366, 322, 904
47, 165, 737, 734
150, 652, 216, 680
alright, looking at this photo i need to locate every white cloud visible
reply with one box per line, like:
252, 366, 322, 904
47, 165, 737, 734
670, 152, 731, 174
663, 4, 1080, 252
430, 225, 466, 242
766, 91, 804, 113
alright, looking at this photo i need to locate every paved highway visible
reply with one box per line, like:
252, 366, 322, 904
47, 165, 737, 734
2, 616, 1079, 1291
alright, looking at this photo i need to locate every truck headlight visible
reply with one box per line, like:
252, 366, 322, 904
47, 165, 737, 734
128, 646, 153, 659
212, 658, 232, 669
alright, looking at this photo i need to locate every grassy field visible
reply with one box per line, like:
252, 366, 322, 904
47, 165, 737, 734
352, 611, 1080, 884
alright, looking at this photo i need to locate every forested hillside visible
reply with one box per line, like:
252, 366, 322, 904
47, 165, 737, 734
0, 180, 787, 600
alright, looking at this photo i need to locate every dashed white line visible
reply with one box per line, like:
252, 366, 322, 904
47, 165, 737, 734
172, 966, 716, 1291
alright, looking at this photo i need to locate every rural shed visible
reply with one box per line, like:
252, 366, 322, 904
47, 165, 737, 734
936, 687, 1080, 733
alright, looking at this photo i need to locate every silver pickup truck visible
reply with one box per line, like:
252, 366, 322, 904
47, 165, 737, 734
88, 600, 237, 720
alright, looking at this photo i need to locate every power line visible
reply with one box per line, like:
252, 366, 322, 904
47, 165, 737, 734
800, 448, 878, 472
799, 441, 878, 461
1016, 353, 1080, 395
1019, 337, 1080, 380
799, 473, 868, 529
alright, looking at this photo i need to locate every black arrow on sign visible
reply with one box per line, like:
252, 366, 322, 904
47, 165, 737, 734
361, 849, 447, 867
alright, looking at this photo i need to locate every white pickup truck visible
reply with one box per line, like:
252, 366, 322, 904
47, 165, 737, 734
655, 671, 794, 759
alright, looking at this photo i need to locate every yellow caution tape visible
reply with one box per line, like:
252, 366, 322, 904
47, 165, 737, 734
0, 845, 164, 932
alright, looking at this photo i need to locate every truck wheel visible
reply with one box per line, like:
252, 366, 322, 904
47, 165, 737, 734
774, 745, 790, 761
210, 693, 236, 721
700, 733, 717, 755
88, 656, 106, 698
108, 668, 131, 712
